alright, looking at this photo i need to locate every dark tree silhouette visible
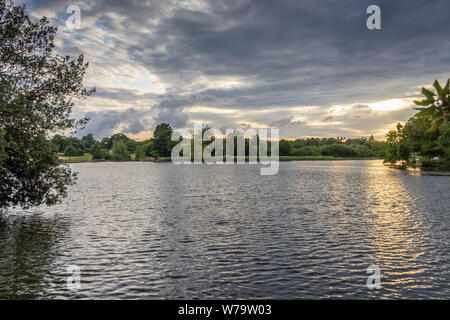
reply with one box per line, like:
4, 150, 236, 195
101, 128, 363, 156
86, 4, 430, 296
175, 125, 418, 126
0, 0, 93, 208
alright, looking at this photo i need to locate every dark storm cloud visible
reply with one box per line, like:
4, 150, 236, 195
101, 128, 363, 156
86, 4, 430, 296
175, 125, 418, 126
154, 108, 188, 129
94, 87, 160, 103
152, 92, 234, 128
268, 118, 305, 128
136, 0, 449, 79
26, 0, 450, 138
79, 92, 227, 137
81, 108, 150, 139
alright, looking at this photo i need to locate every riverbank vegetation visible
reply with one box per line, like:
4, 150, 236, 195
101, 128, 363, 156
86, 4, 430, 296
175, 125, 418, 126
52, 123, 386, 163
384, 80, 450, 168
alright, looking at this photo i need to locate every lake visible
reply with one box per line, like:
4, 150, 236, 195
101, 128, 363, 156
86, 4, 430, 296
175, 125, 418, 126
0, 160, 449, 299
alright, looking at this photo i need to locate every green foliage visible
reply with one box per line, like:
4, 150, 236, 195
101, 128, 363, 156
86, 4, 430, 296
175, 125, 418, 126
81, 133, 95, 149
384, 115, 450, 166
89, 142, 111, 160
385, 123, 416, 165
111, 133, 131, 144
291, 146, 321, 156
69, 127, 385, 162
53, 128, 389, 164
0, 0, 92, 208
101, 136, 113, 150
153, 123, 173, 157
416, 156, 447, 167
414, 79, 450, 132
321, 144, 356, 157
63, 145, 83, 157
143, 140, 154, 156
150, 150, 160, 158
0, 130, 5, 166
437, 121, 450, 159
279, 139, 291, 156
50, 134, 69, 152
279, 136, 384, 158
279, 156, 335, 161
350, 144, 373, 157
125, 140, 137, 154
51, 129, 170, 161
134, 144, 147, 161
384, 127, 401, 164
111, 140, 131, 161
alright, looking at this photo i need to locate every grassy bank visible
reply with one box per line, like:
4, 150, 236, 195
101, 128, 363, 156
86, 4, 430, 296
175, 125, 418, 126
279, 156, 383, 161
59, 154, 383, 163
386, 162, 450, 170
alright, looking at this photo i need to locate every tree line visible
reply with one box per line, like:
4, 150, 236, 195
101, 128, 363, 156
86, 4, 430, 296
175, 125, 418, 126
279, 136, 385, 158
52, 123, 386, 161
52, 122, 175, 161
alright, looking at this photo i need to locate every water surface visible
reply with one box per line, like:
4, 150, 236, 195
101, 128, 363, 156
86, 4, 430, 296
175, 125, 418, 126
0, 160, 449, 299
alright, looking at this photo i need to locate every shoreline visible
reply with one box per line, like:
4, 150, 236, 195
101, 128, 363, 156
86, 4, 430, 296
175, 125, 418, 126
60, 157, 450, 171
61, 156, 384, 164
385, 163, 450, 171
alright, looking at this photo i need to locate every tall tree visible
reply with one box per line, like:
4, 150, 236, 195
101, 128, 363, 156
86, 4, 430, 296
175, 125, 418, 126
81, 133, 95, 149
111, 140, 130, 161
0, 1, 92, 208
279, 139, 292, 156
153, 123, 173, 157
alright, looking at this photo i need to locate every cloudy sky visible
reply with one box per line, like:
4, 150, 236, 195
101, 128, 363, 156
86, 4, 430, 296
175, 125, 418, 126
22, 0, 450, 140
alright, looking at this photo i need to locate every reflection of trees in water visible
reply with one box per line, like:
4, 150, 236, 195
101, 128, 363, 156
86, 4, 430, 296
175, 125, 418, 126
0, 211, 70, 299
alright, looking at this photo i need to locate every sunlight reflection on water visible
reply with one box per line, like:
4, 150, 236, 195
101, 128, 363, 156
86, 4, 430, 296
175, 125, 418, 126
0, 160, 448, 299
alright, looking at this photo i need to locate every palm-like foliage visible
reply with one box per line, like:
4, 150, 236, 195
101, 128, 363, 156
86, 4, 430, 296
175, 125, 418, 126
413, 79, 450, 132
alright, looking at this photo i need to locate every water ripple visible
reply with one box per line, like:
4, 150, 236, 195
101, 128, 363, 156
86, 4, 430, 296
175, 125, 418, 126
0, 160, 449, 299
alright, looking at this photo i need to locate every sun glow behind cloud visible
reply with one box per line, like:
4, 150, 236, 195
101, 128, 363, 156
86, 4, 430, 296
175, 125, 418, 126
23, 0, 449, 140
368, 99, 413, 112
